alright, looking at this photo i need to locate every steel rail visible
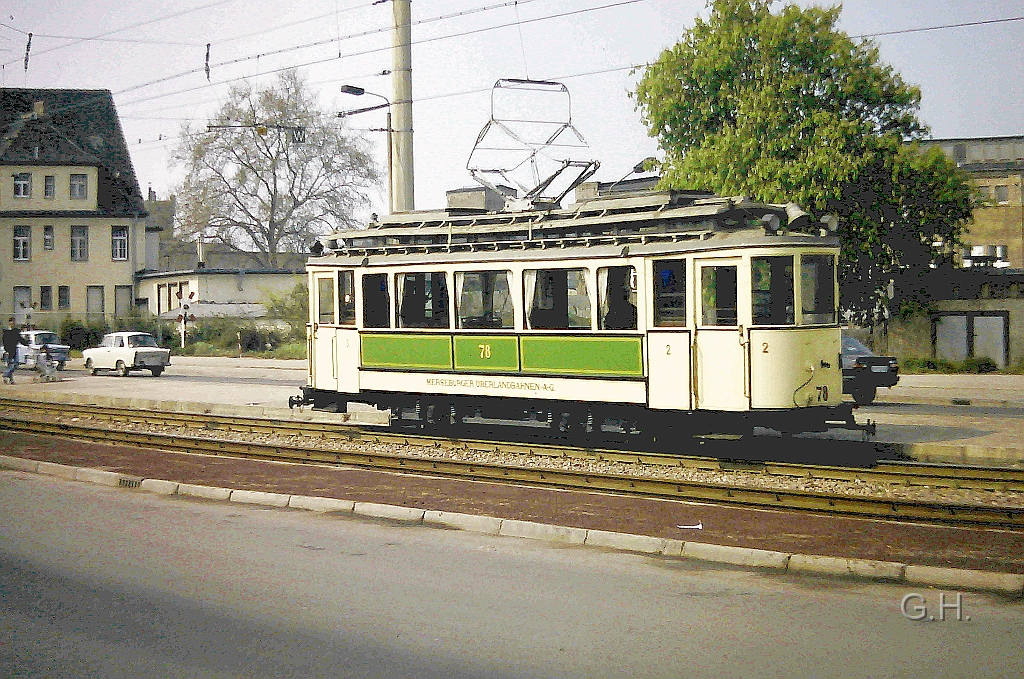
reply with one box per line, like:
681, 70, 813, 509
1, 410, 1022, 529
2, 396, 1023, 493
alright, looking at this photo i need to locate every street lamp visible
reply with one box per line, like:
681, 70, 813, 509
339, 85, 393, 214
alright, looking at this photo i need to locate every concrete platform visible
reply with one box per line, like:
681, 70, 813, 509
3, 357, 1024, 465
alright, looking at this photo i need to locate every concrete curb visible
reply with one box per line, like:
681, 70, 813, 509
424, 510, 503, 535
140, 478, 179, 495
904, 565, 1024, 597
683, 541, 791, 569
354, 502, 425, 523
288, 495, 355, 513
585, 529, 667, 554
3, 458, 1022, 597
230, 489, 290, 508
499, 519, 588, 545
788, 554, 905, 581
36, 461, 78, 480
177, 483, 233, 501
0, 454, 39, 473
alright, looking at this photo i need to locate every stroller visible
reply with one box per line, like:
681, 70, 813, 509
34, 345, 60, 383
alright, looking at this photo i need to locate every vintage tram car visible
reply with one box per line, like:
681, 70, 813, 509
295, 188, 865, 440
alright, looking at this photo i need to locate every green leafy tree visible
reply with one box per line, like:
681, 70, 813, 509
176, 70, 378, 268
634, 0, 974, 311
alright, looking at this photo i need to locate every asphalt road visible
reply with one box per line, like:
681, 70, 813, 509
3, 471, 1023, 678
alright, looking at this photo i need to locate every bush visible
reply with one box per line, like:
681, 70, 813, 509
60, 318, 107, 350
900, 357, 1011, 374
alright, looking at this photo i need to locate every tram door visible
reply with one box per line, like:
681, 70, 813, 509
312, 273, 339, 392
648, 259, 691, 410
693, 258, 748, 411
312, 271, 360, 394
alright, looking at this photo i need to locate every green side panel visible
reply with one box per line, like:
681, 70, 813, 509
453, 335, 519, 372
361, 333, 452, 371
520, 335, 643, 376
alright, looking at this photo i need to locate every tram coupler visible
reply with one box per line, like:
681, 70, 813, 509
288, 390, 312, 409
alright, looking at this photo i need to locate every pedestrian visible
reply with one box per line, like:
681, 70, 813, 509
3, 317, 29, 384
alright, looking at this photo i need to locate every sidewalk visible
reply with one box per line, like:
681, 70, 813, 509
877, 374, 1024, 407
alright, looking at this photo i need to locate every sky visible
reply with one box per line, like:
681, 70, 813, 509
2, 0, 1023, 220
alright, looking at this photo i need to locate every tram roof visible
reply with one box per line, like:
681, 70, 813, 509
312, 189, 837, 262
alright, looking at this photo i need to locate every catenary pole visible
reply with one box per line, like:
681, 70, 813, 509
392, 0, 414, 212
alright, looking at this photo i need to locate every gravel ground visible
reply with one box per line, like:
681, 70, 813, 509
30, 410, 1024, 510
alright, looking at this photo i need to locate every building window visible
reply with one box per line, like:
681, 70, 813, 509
70, 174, 88, 199
994, 185, 1009, 204
111, 225, 129, 260
40, 286, 53, 311
87, 285, 105, 320
977, 185, 991, 201
13, 173, 31, 198
43, 225, 54, 250
71, 225, 89, 261
114, 286, 133, 316
13, 225, 31, 261
58, 285, 71, 310
44, 175, 55, 198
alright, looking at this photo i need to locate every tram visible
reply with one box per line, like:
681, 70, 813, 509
293, 186, 866, 439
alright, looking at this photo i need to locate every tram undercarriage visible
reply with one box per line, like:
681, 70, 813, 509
291, 387, 874, 446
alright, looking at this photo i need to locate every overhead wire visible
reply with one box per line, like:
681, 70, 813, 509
0, 0, 241, 68
113, 0, 548, 99
116, 0, 647, 108
852, 15, 1024, 39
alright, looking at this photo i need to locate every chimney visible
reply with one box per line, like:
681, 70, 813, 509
196, 234, 206, 269
148, 186, 156, 201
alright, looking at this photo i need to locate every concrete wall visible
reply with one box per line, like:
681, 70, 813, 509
138, 271, 303, 315
885, 299, 1024, 367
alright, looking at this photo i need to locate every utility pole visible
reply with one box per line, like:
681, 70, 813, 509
392, 0, 414, 212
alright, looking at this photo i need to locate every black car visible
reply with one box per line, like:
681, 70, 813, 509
841, 334, 899, 405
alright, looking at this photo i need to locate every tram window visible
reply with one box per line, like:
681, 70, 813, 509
338, 270, 356, 326
751, 256, 794, 325
362, 273, 390, 328
456, 271, 514, 329
654, 260, 687, 327
525, 268, 591, 330
701, 265, 738, 326
317, 277, 335, 325
599, 266, 637, 330
801, 255, 836, 325
397, 272, 450, 329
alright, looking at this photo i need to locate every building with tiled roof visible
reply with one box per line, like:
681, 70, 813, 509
1, 88, 147, 326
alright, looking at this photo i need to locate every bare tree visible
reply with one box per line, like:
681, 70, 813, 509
175, 70, 377, 268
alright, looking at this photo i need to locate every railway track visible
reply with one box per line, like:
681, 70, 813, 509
2, 396, 1023, 528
